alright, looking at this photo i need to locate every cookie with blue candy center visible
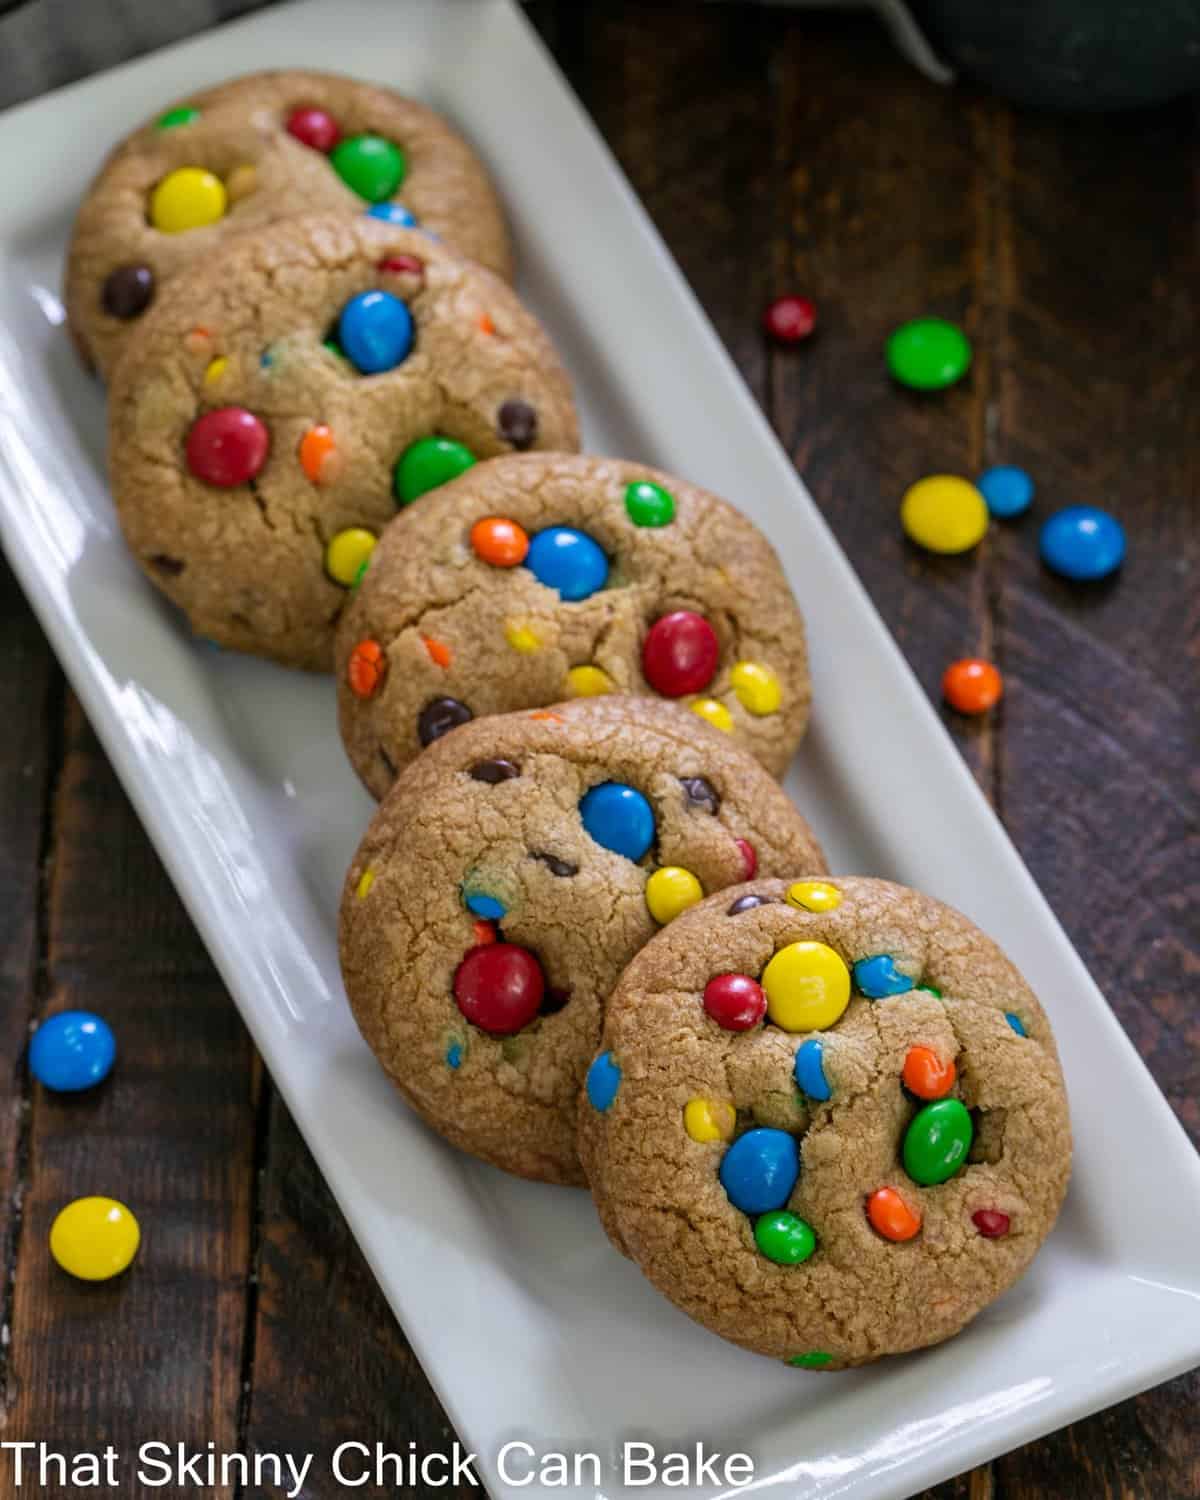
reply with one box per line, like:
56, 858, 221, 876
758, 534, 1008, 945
580, 876, 1070, 1366
339, 695, 826, 1185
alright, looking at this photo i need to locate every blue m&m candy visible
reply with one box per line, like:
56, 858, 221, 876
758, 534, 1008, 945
793, 1038, 831, 1101
337, 290, 414, 374
29, 1011, 115, 1092
579, 783, 655, 861
586, 1050, 621, 1111
853, 954, 914, 998
719, 1128, 799, 1215
525, 527, 608, 601
1040, 506, 1126, 581
978, 466, 1034, 518
464, 890, 506, 920
367, 202, 417, 227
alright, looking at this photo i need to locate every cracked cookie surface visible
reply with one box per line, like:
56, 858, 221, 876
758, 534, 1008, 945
579, 876, 1071, 1365
67, 68, 512, 378
339, 697, 827, 1186
336, 452, 811, 796
107, 214, 577, 669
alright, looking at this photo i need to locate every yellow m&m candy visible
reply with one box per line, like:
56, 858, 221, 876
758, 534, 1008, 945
504, 622, 541, 654
786, 880, 842, 913
50, 1196, 140, 1281
762, 942, 850, 1032
684, 1097, 736, 1143
566, 665, 613, 697
690, 698, 732, 733
150, 167, 228, 233
646, 866, 704, 925
325, 529, 377, 587
900, 476, 988, 555
730, 660, 781, 716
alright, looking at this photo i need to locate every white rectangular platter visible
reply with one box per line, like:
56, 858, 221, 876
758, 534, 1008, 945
1, 3, 1199, 1497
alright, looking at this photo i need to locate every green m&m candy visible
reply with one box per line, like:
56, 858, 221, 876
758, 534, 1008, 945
156, 105, 199, 130
753, 1209, 816, 1265
394, 436, 476, 505
902, 1098, 973, 1186
624, 479, 675, 528
331, 134, 406, 202
787, 1351, 834, 1369
886, 317, 972, 391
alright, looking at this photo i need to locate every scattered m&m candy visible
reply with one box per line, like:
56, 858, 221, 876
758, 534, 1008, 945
642, 611, 719, 697
565, 665, 613, 698
337, 290, 413, 374
703, 973, 766, 1031
331, 134, 406, 201
902, 1098, 973, 1186
150, 167, 227, 233
719, 1127, 799, 1215
347, 639, 386, 698
886, 317, 971, 390
29, 1011, 115, 1092
50, 1197, 140, 1281
978, 465, 1034, 518
762, 942, 850, 1032
185, 407, 270, 487
102, 264, 154, 319
394, 436, 476, 504
157, 105, 199, 130
901, 475, 988, 554
942, 657, 1003, 715
684, 1097, 736, 1143
763, 295, 816, 345
526, 527, 609, 601
730, 660, 781, 716
973, 1209, 1011, 1238
786, 880, 841, 913
1040, 505, 1126, 581
417, 696, 472, 746
901, 1045, 956, 1100
579, 782, 655, 861
691, 698, 732, 733
299, 423, 339, 484
286, 105, 340, 152
453, 943, 544, 1035
645, 866, 703, 925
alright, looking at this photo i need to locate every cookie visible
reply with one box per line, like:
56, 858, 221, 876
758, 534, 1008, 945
66, 68, 512, 378
107, 214, 578, 670
579, 876, 1071, 1366
336, 453, 811, 796
339, 697, 827, 1186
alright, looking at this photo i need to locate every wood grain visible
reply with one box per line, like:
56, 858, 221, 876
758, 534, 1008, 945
0, 697, 256, 1500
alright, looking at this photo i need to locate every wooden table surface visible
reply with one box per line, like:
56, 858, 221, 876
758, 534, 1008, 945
1, 3, 1196, 1496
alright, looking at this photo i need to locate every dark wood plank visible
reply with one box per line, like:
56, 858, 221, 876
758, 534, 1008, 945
770, 10, 997, 794
239, 1091, 477, 1498
0, 560, 61, 1411
1, 694, 256, 1500
982, 84, 1200, 1500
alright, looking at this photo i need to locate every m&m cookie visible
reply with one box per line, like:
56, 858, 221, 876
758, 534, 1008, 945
579, 877, 1071, 1365
66, 69, 512, 378
338, 696, 826, 1185
336, 453, 811, 795
107, 214, 577, 669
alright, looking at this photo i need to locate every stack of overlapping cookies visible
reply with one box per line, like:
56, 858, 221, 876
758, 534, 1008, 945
72, 69, 1070, 1371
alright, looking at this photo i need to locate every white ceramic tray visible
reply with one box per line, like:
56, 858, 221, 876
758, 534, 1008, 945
1, 3, 1198, 1496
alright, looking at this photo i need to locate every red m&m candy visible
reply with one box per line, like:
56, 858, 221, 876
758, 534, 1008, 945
453, 943, 544, 1035
973, 1209, 1011, 1238
642, 611, 719, 697
763, 295, 816, 345
703, 973, 766, 1031
735, 839, 758, 880
286, 106, 340, 153
185, 407, 269, 487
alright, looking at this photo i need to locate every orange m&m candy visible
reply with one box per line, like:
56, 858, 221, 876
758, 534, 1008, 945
348, 639, 386, 698
471, 516, 529, 567
866, 1186, 922, 1242
942, 658, 1003, 715
902, 1045, 957, 1100
299, 423, 338, 484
